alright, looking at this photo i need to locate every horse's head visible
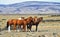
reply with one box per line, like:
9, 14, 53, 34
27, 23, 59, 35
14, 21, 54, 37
37, 17, 43, 22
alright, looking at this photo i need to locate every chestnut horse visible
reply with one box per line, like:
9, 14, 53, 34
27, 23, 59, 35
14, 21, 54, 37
27, 17, 43, 31
7, 19, 17, 32
7, 17, 33, 32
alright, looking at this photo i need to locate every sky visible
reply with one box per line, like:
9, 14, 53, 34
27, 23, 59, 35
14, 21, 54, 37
0, 0, 60, 4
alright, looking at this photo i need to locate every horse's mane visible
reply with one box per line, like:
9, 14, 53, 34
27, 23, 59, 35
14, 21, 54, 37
24, 19, 27, 21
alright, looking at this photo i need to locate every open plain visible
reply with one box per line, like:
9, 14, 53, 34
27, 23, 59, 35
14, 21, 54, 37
0, 14, 60, 37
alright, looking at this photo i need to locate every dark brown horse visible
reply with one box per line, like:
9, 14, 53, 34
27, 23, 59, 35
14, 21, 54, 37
27, 17, 43, 31
7, 17, 33, 32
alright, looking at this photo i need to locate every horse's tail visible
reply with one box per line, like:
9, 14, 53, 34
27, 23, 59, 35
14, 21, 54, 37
6, 21, 9, 28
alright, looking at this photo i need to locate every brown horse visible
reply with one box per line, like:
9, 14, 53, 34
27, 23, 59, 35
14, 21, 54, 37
7, 19, 18, 32
7, 16, 33, 32
27, 17, 43, 31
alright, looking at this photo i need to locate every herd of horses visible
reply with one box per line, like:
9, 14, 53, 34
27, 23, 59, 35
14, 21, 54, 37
6, 16, 43, 32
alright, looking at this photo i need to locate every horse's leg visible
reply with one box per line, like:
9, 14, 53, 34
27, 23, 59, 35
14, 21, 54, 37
8, 24, 11, 32
13, 24, 16, 31
27, 24, 30, 31
17, 25, 21, 32
23, 25, 26, 32
27, 24, 32, 32
20, 25, 22, 30
36, 25, 38, 31
29, 22, 33, 32
30, 25, 32, 31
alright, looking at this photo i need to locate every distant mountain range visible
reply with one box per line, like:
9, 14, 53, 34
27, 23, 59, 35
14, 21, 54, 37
0, 1, 60, 15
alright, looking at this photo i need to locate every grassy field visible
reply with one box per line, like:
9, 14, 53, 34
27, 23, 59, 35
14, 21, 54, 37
0, 14, 60, 37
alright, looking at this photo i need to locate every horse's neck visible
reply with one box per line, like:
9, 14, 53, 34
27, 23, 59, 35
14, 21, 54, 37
35, 19, 41, 24
34, 18, 37, 21
33, 18, 37, 23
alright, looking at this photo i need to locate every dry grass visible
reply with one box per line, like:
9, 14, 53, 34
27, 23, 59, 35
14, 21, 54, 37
0, 14, 60, 37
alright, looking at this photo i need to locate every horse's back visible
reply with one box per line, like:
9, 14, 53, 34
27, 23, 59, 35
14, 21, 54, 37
17, 19, 24, 25
7, 19, 13, 24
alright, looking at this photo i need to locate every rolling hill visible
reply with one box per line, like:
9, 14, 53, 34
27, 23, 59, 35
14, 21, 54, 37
0, 1, 60, 15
